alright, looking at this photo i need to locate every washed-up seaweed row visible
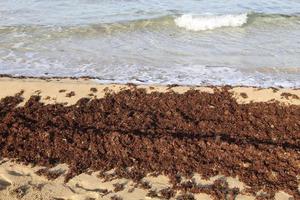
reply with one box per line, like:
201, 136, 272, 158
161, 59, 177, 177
0, 87, 299, 199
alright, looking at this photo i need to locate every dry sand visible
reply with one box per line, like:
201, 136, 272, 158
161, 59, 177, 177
0, 77, 299, 200
0, 77, 299, 106
0, 158, 294, 200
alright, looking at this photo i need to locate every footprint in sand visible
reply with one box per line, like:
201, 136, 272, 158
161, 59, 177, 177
9, 185, 30, 199
0, 177, 11, 190
6, 170, 24, 177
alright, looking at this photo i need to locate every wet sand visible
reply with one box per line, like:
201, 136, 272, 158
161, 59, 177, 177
0, 77, 299, 200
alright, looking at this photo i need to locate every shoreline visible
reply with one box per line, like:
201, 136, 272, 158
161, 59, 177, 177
1, 74, 300, 89
0, 77, 299, 200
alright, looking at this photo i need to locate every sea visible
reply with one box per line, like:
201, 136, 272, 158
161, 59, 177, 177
1, 0, 300, 87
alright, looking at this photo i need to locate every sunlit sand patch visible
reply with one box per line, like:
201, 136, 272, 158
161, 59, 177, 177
1, 159, 278, 200
274, 191, 293, 200
1, 154, 299, 200
0, 77, 299, 106
231, 87, 300, 105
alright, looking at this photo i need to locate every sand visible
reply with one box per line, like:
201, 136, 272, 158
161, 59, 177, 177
0, 77, 299, 106
0, 158, 295, 200
1, 159, 284, 200
0, 77, 299, 200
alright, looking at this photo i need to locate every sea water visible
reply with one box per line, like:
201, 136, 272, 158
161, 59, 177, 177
0, 0, 300, 87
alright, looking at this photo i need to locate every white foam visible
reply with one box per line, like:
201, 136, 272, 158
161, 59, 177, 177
174, 13, 248, 31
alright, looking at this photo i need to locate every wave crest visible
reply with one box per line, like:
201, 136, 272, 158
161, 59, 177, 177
174, 13, 248, 31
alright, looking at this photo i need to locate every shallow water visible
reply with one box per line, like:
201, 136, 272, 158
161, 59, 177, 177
0, 0, 300, 87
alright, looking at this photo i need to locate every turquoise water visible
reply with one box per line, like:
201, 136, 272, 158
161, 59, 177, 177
0, 0, 300, 87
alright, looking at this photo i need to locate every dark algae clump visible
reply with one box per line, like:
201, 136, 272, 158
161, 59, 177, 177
0, 87, 299, 199
65, 91, 75, 97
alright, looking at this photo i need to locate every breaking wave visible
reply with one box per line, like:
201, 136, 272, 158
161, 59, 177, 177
174, 13, 248, 31
1, 12, 299, 35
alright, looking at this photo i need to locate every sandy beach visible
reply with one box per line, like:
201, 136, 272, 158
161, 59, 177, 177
1, 1, 300, 200
0, 77, 299, 200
